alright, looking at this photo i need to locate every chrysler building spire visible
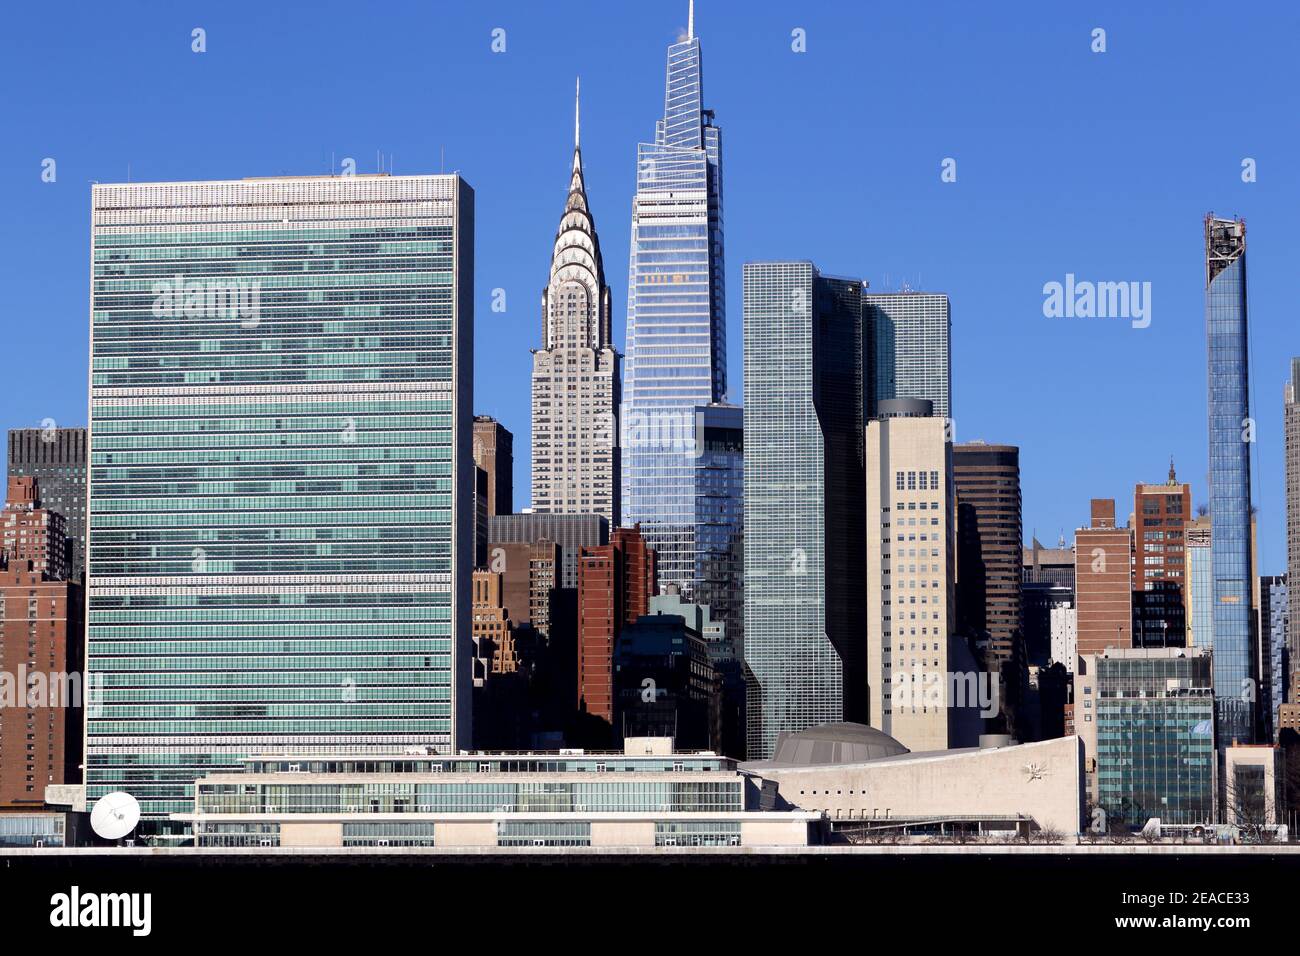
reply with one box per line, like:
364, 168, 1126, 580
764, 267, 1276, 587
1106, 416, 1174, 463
528, 86, 621, 524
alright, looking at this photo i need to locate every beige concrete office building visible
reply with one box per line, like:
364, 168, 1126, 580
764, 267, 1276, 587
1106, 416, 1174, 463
866, 399, 977, 751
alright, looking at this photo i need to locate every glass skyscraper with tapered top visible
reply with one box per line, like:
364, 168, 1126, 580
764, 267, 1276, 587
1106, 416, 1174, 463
743, 262, 867, 760
622, 4, 731, 603
1204, 214, 1256, 746
86, 175, 474, 838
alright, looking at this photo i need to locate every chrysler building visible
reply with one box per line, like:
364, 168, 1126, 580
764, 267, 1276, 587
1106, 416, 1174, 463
530, 80, 620, 524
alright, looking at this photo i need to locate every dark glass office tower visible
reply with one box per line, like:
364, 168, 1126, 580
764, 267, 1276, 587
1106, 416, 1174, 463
692, 403, 744, 656
1204, 214, 1256, 745
742, 262, 865, 759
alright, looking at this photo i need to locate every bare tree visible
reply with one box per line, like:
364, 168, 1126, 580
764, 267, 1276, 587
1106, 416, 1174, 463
1224, 777, 1276, 845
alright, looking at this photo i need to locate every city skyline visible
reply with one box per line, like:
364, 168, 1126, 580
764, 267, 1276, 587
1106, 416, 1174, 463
6, 0, 1298, 575
3, 2, 1299, 937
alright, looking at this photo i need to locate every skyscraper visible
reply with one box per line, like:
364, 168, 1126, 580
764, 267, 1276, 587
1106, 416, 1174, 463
742, 261, 866, 760
531, 81, 619, 525
865, 398, 978, 751
473, 415, 514, 518
1285, 359, 1300, 678
0, 565, 82, 808
1204, 214, 1256, 745
1132, 466, 1191, 648
953, 442, 1024, 666
864, 291, 952, 420
953, 442, 1025, 733
7, 428, 87, 581
85, 174, 474, 834
1074, 498, 1133, 662
691, 402, 744, 651
622, 3, 729, 597
0, 475, 83, 808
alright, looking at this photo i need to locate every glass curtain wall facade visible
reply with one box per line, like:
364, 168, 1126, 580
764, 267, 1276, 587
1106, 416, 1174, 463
86, 175, 474, 835
621, 13, 730, 601
1094, 650, 1215, 827
1187, 519, 1214, 651
694, 403, 743, 652
1204, 215, 1256, 745
864, 292, 951, 421
743, 262, 866, 759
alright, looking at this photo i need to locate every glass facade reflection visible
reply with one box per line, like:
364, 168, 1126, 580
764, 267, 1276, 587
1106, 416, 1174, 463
86, 176, 475, 834
1204, 215, 1256, 744
196, 778, 743, 815
693, 404, 744, 650
654, 820, 741, 846
742, 263, 867, 759
177, 741, 820, 848
864, 292, 951, 421
622, 13, 733, 608
1186, 519, 1213, 651
0, 814, 66, 847
1094, 650, 1215, 827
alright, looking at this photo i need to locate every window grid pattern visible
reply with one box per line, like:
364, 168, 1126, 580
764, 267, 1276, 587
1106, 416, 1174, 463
86, 176, 472, 830
654, 820, 741, 846
742, 263, 866, 759
621, 26, 730, 601
195, 779, 743, 815
1204, 219, 1255, 744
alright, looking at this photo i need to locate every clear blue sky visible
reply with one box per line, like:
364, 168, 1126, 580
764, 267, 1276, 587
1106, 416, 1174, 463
3, 0, 1297, 573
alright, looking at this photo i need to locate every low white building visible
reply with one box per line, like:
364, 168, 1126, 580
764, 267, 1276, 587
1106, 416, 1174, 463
742, 723, 1084, 837
171, 738, 820, 849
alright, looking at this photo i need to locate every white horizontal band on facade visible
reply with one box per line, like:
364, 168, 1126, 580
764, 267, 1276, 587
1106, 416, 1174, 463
88, 575, 451, 592
91, 382, 454, 400
93, 205, 457, 223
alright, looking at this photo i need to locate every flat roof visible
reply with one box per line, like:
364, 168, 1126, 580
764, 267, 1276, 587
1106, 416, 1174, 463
198, 770, 738, 786
172, 811, 819, 823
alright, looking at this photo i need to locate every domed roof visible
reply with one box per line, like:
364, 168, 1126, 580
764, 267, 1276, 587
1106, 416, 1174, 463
770, 722, 910, 765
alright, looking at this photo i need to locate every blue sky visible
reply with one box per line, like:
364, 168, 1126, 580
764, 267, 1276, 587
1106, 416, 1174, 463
2, 0, 1297, 573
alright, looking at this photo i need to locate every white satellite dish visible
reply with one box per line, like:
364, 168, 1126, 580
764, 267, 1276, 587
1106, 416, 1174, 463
90, 791, 141, 841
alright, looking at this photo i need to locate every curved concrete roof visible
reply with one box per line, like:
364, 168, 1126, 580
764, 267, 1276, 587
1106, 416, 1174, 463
768, 722, 910, 766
